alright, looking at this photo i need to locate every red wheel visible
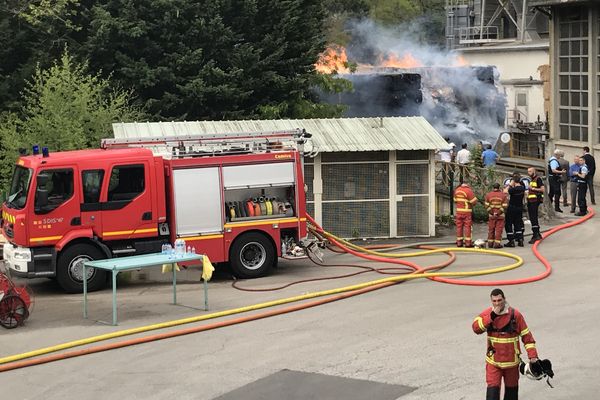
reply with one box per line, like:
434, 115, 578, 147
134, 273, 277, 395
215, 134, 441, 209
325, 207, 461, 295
0, 294, 29, 329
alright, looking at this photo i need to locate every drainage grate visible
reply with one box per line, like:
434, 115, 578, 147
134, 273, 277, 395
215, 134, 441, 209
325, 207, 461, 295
213, 369, 416, 400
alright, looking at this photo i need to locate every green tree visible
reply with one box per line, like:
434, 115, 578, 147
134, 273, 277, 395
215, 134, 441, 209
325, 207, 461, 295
18, 0, 81, 31
78, 0, 336, 120
0, 113, 22, 196
2, 0, 343, 120
367, 0, 420, 25
323, 0, 369, 44
0, 49, 143, 192
0, 0, 83, 112
22, 49, 142, 150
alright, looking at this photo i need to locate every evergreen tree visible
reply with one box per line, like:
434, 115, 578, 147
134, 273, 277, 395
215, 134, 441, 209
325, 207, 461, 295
0, 49, 142, 192
80, 0, 335, 120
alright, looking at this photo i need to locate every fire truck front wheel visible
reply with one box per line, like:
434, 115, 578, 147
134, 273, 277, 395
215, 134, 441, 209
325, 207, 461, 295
57, 244, 107, 293
229, 232, 276, 279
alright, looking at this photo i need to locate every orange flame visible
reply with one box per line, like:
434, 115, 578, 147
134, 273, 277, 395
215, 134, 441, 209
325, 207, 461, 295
379, 53, 423, 69
315, 46, 350, 74
453, 55, 468, 67
315, 45, 471, 73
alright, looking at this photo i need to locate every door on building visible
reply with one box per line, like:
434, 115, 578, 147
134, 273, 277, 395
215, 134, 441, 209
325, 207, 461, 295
515, 91, 529, 122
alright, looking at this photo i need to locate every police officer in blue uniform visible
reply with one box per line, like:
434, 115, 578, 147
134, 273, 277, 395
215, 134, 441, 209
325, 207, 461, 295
573, 157, 589, 216
548, 150, 566, 212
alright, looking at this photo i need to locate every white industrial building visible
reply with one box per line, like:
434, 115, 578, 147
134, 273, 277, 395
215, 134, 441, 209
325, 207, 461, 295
446, 0, 551, 127
529, 0, 599, 185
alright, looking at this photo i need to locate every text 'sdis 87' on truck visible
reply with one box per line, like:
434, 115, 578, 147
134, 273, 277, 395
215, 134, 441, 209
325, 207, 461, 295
2, 129, 312, 293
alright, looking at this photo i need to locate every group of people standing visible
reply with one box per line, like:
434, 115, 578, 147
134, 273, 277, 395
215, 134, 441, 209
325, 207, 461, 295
453, 169, 543, 248
548, 146, 595, 216
452, 146, 595, 248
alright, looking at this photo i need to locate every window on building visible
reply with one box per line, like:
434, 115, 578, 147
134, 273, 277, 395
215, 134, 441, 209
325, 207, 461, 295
517, 92, 528, 107
558, 6, 589, 142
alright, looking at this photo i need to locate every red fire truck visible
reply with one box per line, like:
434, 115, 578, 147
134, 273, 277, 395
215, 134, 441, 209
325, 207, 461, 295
2, 129, 310, 293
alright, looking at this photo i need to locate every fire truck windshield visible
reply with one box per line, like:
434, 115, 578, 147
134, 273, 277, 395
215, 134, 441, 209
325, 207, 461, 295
6, 165, 32, 210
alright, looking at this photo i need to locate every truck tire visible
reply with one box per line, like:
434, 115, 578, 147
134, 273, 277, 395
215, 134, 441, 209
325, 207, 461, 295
57, 244, 107, 293
229, 232, 276, 279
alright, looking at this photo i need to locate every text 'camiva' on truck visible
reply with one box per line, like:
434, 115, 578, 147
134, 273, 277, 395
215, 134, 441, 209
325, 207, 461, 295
2, 129, 313, 293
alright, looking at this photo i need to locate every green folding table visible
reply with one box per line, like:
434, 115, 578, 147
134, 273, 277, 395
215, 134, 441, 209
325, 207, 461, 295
83, 253, 207, 325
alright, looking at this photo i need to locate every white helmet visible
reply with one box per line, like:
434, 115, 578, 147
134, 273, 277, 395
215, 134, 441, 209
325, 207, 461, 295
519, 361, 544, 380
520, 359, 554, 387
474, 239, 486, 248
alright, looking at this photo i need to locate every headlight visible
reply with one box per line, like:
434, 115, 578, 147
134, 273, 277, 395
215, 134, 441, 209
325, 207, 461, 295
13, 249, 32, 262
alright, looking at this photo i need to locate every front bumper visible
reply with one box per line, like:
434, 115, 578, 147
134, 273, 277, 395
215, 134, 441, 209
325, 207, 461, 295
3, 242, 31, 277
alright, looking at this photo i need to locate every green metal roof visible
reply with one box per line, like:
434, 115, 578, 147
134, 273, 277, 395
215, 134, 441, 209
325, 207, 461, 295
112, 117, 448, 152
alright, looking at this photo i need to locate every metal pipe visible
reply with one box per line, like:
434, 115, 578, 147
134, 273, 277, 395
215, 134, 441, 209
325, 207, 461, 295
521, 0, 527, 43
480, 0, 486, 40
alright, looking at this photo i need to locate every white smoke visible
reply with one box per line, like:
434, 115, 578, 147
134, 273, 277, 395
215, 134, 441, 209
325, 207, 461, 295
339, 19, 507, 146
347, 19, 464, 68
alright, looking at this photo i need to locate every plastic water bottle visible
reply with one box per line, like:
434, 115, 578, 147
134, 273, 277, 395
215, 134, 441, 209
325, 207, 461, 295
161, 244, 168, 254
186, 245, 192, 255
191, 246, 196, 255
174, 239, 181, 257
175, 239, 186, 258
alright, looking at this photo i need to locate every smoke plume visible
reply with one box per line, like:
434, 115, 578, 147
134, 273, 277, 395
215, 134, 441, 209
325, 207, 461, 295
318, 19, 507, 146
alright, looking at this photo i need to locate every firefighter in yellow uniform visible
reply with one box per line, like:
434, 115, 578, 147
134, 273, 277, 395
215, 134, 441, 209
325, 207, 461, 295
484, 183, 508, 248
453, 179, 478, 247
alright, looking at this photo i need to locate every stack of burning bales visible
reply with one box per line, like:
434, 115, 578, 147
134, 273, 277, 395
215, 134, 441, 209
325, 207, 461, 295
319, 65, 506, 145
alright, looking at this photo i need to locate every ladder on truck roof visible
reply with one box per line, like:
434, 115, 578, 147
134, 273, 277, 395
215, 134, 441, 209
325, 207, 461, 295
100, 129, 312, 158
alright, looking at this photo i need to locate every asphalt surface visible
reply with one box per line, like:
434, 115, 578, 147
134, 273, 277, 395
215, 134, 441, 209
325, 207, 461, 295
1, 209, 598, 399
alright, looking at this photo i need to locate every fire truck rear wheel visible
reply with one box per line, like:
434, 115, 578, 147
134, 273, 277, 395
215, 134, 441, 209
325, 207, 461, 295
57, 244, 107, 293
229, 232, 276, 279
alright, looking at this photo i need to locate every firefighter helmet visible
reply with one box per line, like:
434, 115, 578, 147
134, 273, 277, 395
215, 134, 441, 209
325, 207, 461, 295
520, 360, 544, 380
520, 359, 554, 381
474, 239, 486, 248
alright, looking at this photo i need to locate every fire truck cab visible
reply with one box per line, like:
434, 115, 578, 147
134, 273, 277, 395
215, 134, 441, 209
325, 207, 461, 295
2, 130, 310, 293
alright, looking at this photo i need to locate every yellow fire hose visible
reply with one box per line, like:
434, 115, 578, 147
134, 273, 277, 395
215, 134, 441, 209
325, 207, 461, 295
0, 242, 522, 367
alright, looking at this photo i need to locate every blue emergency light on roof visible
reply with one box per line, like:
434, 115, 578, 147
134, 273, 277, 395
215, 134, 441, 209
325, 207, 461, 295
42, 147, 49, 157
32, 145, 40, 155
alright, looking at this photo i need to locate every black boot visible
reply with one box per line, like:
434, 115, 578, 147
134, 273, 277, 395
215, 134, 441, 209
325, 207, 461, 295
504, 240, 515, 247
555, 205, 563, 213
528, 230, 541, 244
486, 386, 500, 400
517, 239, 524, 247
504, 386, 518, 400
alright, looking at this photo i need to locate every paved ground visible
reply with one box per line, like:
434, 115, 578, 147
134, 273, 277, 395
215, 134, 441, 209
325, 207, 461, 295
1, 209, 598, 399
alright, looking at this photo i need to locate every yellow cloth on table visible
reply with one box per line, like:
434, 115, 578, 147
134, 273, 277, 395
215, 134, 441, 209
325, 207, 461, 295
161, 263, 180, 273
202, 256, 215, 281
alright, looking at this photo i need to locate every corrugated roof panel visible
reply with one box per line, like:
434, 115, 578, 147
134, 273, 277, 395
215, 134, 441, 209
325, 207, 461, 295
112, 117, 449, 152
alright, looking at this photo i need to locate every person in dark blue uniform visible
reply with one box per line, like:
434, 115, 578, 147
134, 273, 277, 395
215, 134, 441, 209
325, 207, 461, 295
504, 175, 526, 247
548, 150, 566, 212
573, 156, 589, 216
